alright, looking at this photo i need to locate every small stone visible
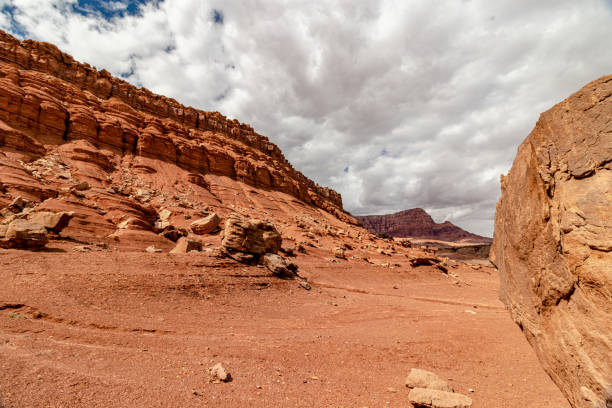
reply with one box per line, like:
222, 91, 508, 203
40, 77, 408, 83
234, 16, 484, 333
72, 181, 90, 191
73, 245, 91, 252
9, 197, 29, 212
146, 246, 162, 253
406, 368, 454, 392
158, 209, 172, 221
170, 237, 202, 254
299, 280, 311, 290
333, 247, 346, 259
263, 253, 296, 277
209, 363, 231, 383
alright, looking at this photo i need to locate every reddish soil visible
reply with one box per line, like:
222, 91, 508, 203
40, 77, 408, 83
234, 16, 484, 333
0, 241, 568, 408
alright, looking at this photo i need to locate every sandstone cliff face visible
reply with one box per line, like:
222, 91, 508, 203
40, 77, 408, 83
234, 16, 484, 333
0, 30, 349, 225
491, 76, 612, 408
356, 208, 491, 243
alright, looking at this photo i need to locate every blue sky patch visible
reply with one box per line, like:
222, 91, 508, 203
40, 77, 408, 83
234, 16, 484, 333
212, 9, 224, 24
72, 0, 154, 20
1, 5, 27, 38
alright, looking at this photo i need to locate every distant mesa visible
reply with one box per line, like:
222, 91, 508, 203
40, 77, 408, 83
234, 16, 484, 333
355, 208, 491, 244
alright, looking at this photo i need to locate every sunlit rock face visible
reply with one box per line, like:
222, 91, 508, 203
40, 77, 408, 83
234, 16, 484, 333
491, 75, 612, 408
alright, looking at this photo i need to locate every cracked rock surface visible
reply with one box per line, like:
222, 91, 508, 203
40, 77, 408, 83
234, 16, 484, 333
491, 75, 612, 408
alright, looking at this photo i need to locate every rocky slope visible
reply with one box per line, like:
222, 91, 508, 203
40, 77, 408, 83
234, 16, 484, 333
356, 208, 491, 243
0, 29, 354, 248
491, 76, 612, 408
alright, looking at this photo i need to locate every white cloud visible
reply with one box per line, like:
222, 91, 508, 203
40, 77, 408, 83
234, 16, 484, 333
2, 0, 612, 236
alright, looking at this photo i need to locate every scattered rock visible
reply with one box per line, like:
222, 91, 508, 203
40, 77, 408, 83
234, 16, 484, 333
158, 209, 172, 221
145, 246, 162, 253
117, 218, 132, 229
406, 368, 454, 392
159, 226, 184, 242
169, 237, 202, 254
262, 253, 297, 277
408, 388, 472, 408
190, 213, 220, 235
280, 245, 295, 256
409, 256, 448, 273
333, 247, 346, 259
73, 245, 91, 252
72, 181, 90, 191
9, 197, 29, 212
209, 363, 232, 383
27, 211, 74, 234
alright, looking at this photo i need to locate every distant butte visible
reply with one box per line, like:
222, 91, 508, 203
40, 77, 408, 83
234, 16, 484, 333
355, 208, 491, 243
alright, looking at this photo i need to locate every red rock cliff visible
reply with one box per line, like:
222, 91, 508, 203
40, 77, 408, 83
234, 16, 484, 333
0, 30, 347, 219
356, 208, 491, 243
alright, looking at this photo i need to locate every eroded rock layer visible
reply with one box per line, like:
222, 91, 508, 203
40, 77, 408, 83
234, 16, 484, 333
491, 76, 612, 408
0, 29, 349, 228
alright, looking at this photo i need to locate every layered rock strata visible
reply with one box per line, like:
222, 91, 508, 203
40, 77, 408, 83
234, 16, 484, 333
356, 208, 490, 243
0, 29, 348, 222
491, 76, 612, 408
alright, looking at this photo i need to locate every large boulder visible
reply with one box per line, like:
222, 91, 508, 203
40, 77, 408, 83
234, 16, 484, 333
491, 75, 612, 408
221, 213, 281, 262
0, 219, 48, 249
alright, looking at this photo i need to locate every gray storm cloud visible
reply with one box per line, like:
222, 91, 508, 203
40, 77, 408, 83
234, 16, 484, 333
3, 0, 612, 236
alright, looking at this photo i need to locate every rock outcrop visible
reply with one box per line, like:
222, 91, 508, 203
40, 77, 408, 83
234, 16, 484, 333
356, 209, 490, 243
491, 75, 612, 408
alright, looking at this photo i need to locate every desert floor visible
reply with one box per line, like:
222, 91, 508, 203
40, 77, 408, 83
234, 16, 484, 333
0, 242, 568, 408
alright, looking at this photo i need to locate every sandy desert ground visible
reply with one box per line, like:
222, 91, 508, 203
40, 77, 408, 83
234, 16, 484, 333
0, 240, 569, 408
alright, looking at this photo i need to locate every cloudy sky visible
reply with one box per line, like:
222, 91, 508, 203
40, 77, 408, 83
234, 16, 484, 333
2, 0, 612, 236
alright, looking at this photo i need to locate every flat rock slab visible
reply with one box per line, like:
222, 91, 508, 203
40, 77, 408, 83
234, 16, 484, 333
405, 368, 453, 392
409, 388, 472, 408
